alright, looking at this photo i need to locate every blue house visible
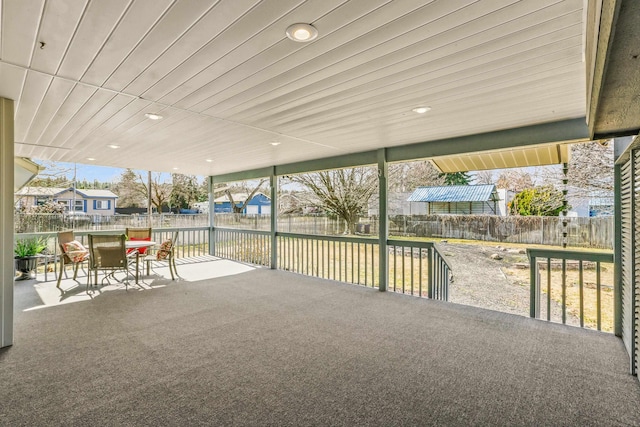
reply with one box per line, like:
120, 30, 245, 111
214, 192, 271, 214
15, 186, 118, 215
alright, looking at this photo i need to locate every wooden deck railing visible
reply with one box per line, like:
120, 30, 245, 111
527, 248, 614, 331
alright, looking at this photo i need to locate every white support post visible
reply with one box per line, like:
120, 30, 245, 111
1, 97, 15, 348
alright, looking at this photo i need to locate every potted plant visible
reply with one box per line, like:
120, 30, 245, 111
14, 237, 47, 281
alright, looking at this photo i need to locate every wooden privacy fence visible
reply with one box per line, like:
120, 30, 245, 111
393, 215, 614, 249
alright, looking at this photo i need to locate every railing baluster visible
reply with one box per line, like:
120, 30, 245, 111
579, 260, 584, 328
410, 247, 414, 295
364, 244, 368, 287
427, 246, 433, 299
562, 258, 567, 325
401, 246, 405, 293
393, 245, 397, 292
418, 248, 422, 297
371, 243, 375, 287
351, 242, 354, 284
357, 243, 361, 285
305, 237, 309, 275
338, 241, 342, 281
321, 239, 325, 279
547, 257, 551, 322
596, 261, 602, 331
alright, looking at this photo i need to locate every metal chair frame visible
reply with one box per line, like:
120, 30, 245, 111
56, 230, 89, 291
145, 231, 180, 280
87, 234, 137, 290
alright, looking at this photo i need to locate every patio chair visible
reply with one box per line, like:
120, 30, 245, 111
56, 230, 90, 291
87, 234, 136, 290
144, 231, 180, 280
125, 227, 152, 256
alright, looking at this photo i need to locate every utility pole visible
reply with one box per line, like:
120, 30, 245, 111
147, 170, 152, 228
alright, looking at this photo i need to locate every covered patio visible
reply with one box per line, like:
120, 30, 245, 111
3, 0, 640, 424
3, 261, 640, 425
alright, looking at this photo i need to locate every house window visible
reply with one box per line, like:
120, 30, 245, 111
35, 197, 47, 206
95, 200, 107, 209
73, 200, 83, 212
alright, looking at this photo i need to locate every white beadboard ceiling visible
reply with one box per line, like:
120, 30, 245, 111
0, 0, 588, 176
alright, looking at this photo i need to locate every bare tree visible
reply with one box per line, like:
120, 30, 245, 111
496, 170, 534, 192
287, 167, 378, 234
26, 160, 73, 187
474, 170, 494, 185
389, 160, 443, 192
137, 173, 172, 212
538, 140, 614, 202
567, 141, 614, 197
224, 179, 268, 214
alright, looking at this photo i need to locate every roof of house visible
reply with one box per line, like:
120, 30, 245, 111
214, 192, 269, 203
589, 197, 614, 206
15, 186, 117, 198
15, 186, 66, 196
71, 189, 118, 199
407, 185, 497, 203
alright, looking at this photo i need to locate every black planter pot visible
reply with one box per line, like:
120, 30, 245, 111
15, 256, 38, 281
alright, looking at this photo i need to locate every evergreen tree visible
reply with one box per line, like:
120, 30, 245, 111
441, 171, 472, 186
113, 169, 145, 208
170, 174, 203, 210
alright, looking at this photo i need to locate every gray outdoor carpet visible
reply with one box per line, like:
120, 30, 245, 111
2, 268, 640, 426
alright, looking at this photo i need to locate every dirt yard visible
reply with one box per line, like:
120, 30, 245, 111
437, 240, 614, 331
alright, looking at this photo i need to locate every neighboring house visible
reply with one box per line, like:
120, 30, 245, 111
567, 193, 614, 217
15, 186, 64, 208
192, 201, 209, 214
407, 184, 500, 215
214, 192, 271, 214
588, 197, 614, 217
15, 186, 118, 216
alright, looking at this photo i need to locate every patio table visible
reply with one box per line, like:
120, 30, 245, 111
125, 240, 156, 284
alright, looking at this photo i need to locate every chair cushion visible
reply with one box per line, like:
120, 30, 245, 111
156, 239, 173, 260
127, 236, 151, 255
62, 240, 90, 263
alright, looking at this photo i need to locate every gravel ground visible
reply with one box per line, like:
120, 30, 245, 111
439, 241, 580, 326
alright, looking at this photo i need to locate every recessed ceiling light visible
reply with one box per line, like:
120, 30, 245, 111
270, 142, 281, 146
412, 106, 431, 114
108, 144, 120, 149
86, 157, 95, 161
286, 23, 318, 42
145, 113, 163, 120
173, 167, 179, 170
205, 159, 213, 163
